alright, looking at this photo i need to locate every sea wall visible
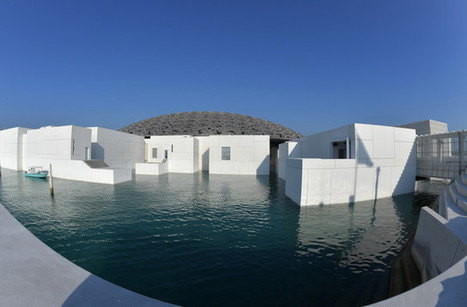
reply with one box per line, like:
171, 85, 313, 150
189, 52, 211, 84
369, 255, 467, 306
370, 171, 467, 306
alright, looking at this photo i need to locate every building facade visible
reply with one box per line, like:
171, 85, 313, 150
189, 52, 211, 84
398, 119, 448, 136
0, 125, 271, 183
136, 135, 270, 176
0, 125, 142, 184
279, 124, 417, 206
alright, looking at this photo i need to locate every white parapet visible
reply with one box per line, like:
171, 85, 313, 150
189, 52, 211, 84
411, 206, 467, 281
372, 173, 467, 306
135, 162, 168, 175
368, 255, 467, 306
42, 160, 132, 184
411, 170, 467, 281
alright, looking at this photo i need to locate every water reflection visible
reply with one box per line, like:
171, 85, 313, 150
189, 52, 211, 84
0, 169, 447, 307
294, 183, 446, 305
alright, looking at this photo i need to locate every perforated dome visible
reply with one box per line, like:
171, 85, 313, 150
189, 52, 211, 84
119, 111, 302, 142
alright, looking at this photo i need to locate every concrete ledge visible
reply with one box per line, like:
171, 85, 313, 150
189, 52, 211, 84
135, 162, 168, 175
373, 174, 467, 306
368, 256, 467, 306
411, 207, 466, 280
0, 203, 174, 307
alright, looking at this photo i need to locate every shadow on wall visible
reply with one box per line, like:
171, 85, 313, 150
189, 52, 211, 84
256, 156, 270, 175
374, 166, 381, 204
349, 135, 374, 204
290, 142, 300, 158
62, 274, 168, 306
348, 135, 415, 204
202, 150, 209, 171
437, 260, 467, 306
393, 142, 416, 196
91, 143, 104, 160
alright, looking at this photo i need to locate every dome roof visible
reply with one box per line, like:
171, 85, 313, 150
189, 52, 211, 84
119, 111, 302, 142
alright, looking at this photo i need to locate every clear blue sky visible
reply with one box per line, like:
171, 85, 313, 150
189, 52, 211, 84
1, 0, 466, 134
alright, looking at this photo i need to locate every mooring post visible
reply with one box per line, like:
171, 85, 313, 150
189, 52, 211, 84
49, 163, 54, 196
0, 161, 2, 177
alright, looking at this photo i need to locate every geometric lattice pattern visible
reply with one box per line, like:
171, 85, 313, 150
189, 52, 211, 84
119, 111, 303, 142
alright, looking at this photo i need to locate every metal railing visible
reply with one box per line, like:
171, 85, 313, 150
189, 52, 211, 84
416, 130, 467, 179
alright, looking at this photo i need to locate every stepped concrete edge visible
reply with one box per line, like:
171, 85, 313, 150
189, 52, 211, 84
368, 255, 467, 306
369, 171, 467, 306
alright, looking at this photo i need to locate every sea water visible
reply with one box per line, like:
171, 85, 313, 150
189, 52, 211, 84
0, 170, 447, 306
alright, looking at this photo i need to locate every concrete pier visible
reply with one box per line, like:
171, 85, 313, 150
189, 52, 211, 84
0, 203, 174, 307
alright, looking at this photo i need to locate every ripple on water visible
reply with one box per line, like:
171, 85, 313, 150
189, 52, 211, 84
0, 170, 447, 307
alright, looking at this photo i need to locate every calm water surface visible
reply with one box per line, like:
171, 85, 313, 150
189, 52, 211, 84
0, 170, 448, 306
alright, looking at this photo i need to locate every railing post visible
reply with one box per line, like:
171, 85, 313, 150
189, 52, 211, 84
460, 131, 465, 175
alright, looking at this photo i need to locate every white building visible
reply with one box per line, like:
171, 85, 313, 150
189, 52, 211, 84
279, 123, 416, 206
0, 117, 417, 200
89, 127, 144, 169
136, 135, 270, 176
0, 127, 29, 170
398, 119, 448, 136
0, 125, 144, 184
0, 124, 271, 183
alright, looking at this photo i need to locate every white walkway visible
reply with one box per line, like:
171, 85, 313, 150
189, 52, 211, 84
0, 203, 175, 307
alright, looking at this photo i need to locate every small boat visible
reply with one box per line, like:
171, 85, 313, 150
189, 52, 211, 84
25, 166, 49, 178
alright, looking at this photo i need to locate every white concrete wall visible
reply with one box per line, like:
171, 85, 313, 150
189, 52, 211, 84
4, 126, 271, 178
355, 124, 417, 196
142, 135, 269, 175
72, 126, 92, 160
299, 124, 355, 159
284, 124, 416, 205
135, 162, 168, 175
398, 119, 448, 136
47, 160, 131, 184
22, 126, 92, 169
411, 206, 467, 281
89, 127, 144, 169
278, 141, 299, 180
145, 136, 196, 173
208, 135, 269, 175
374, 176, 467, 306
1, 125, 132, 184
20, 126, 132, 184
195, 136, 210, 172
0, 127, 29, 170
284, 158, 304, 204
193, 137, 200, 172
370, 255, 467, 307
